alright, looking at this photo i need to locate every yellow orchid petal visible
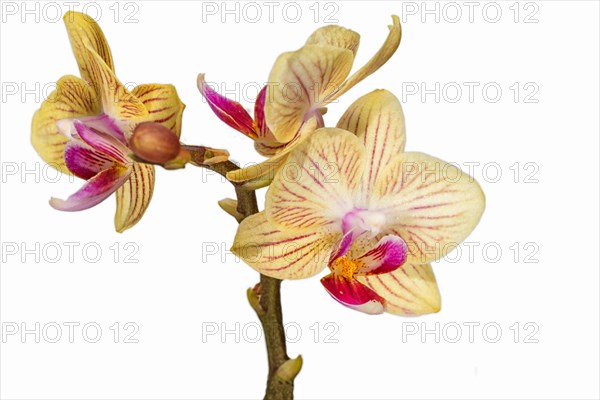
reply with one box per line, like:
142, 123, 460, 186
114, 163, 155, 232
372, 152, 485, 264
254, 138, 287, 157
79, 41, 148, 122
31, 75, 100, 174
231, 212, 336, 280
63, 11, 115, 79
265, 45, 354, 143
305, 25, 360, 56
226, 118, 318, 185
265, 128, 364, 232
332, 15, 401, 101
238, 168, 280, 190
337, 89, 406, 205
132, 84, 185, 138
226, 153, 287, 187
356, 263, 441, 316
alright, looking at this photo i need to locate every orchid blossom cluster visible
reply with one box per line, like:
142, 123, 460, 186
202, 17, 485, 315
32, 11, 484, 397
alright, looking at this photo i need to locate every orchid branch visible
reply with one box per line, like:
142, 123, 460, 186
185, 145, 299, 400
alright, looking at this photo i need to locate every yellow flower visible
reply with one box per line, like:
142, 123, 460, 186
232, 90, 485, 315
198, 16, 401, 188
31, 12, 185, 232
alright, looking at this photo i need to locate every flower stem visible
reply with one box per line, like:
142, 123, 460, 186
188, 151, 296, 400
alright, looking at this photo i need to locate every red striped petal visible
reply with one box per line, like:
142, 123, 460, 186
197, 74, 256, 138
231, 212, 336, 280
253, 86, 287, 156
336, 89, 406, 204
354, 235, 407, 275
63, 11, 115, 81
265, 45, 354, 143
356, 263, 441, 316
64, 141, 118, 180
50, 166, 130, 211
31, 75, 100, 175
265, 128, 364, 232
132, 84, 185, 138
253, 86, 270, 138
321, 273, 385, 315
114, 163, 155, 232
372, 152, 485, 264
73, 120, 129, 164
81, 44, 148, 121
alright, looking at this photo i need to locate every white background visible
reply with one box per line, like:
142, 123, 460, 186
1, 1, 599, 399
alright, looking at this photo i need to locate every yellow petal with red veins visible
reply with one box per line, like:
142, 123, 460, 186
226, 118, 318, 185
225, 152, 288, 188
31, 75, 100, 175
266, 128, 364, 233
63, 11, 115, 79
265, 45, 354, 143
114, 163, 155, 233
231, 212, 337, 280
356, 263, 441, 316
132, 84, 185, 138
337, 89, 406, 205
372, 152, 485, 264
332, 15, 401, 101
254, 139, 287, 157
305, 25, 360, 56
80, 42, 148, 122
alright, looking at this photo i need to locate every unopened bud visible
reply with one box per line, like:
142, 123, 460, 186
130, 122, 181, 164
275, 356, 303, 383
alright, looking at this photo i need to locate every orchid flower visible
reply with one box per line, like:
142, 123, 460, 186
232, 90, 485, 315
198, 16, 401, 188
31, 12, 185, 232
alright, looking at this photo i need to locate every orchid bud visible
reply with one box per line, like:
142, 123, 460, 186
275, 356, 303, 383
130, 122, 181, 164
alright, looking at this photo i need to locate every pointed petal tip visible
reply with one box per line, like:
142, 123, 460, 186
49, 197, 63, 210
196, 73, 207, 90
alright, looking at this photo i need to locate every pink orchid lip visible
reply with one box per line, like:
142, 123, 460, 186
73, 120, 130, 164
80, 114, 127, 144
64, 141, 117, 180
322, 234, 408, 315
321, 273, 385, 315
58, 114, 127, 144
353, 235, 408, 276
51, 114, 134, 212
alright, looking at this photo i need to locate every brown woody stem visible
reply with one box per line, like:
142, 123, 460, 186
187, 147, 295, 400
